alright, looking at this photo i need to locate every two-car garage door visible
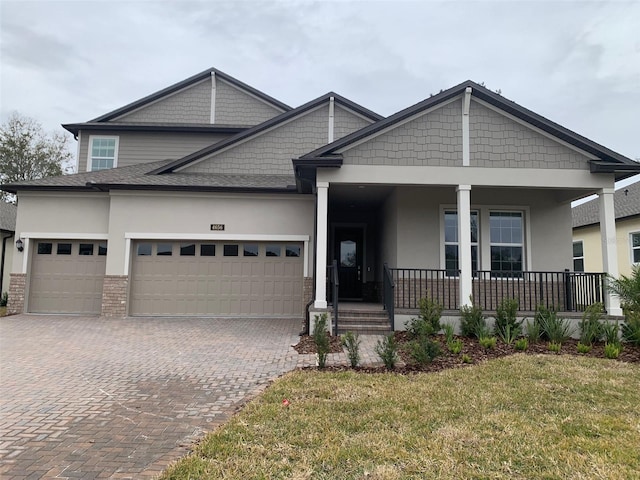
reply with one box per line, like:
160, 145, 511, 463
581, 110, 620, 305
129, 240, 304, 316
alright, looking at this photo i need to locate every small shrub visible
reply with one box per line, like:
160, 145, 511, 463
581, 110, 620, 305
514, 338, 528, 351
576, 342, 592, 354
442, 322, 455, 344
341, 331, 361, 368
418, 297, 443, 333
536, 307, 573, 344
497, 324, 519, 345
525, 319, 541, 343
604, 343, 621, 359
0, 292, 7, 307
406, 336, 441, 366
479, 336, 497, 350
493, 298, 522, 339
461, 354, 473, 364
375, 334, 399, 370
405, 316, 435, 340
447, 338, 463, 354
621, 312, 640, 346
312, 314, 330, 369
579, 303, 604, 346
460, 302, 487, 338
547, 342, 562, 353
601, 321, 621, 347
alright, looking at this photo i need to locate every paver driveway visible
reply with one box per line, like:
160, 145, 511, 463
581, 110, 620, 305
0, 315, 302, 479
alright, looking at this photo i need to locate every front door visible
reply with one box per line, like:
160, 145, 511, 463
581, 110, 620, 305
335, 227, 363, 299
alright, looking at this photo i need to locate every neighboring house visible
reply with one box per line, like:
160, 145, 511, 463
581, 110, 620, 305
572, 179, 640, 277
2, 68, 639, 328
0, 202, 16, 296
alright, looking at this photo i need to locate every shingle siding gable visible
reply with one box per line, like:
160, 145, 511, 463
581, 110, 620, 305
334, 105, 375, 140
215, 79, 284, 125
115, 79, 212, 124
341, 99, 463, 167
470, 100, 591, 170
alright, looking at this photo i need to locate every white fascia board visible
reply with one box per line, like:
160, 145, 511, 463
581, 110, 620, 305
336, 95, 462, 154
471, 98, 599, 160
335, 103, 377, 123
217, 77, 288, 113
124, 233, 309, 241
174, 103, 328, 173
110, 77, 211, 121
318, 164, 611, 190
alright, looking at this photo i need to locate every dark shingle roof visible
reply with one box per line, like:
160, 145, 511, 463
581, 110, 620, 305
0, 202, 17, 232
0, 160, 296, 194
572, 180, 640, 228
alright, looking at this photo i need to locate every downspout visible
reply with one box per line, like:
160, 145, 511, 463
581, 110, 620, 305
0, 233, 12, 295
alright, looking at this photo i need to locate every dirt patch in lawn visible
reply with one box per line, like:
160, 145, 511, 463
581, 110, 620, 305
294, 332, 640, 373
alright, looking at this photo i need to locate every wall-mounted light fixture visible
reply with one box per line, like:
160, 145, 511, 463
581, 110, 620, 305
16, 238, 24, 252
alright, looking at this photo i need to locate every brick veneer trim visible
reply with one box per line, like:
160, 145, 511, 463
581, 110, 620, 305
7, 273, 26, 315
101, 275, 129, 317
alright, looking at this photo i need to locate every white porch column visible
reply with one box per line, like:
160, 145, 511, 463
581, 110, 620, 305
457, 185, 473, 308
599, 188, 622, 315
314, 181, 329, 308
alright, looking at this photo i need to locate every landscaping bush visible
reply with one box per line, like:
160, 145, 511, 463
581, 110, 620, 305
442, 322, 455, 344
601, 321, 621, 348
547, 342, 561, 353
375, 334, 399, 370
576, 342, 592, 354
479, 336, 497, 350
579, 302, 604, 346
536, 306, 573, 344
621, 312, 640, 347
514, 338, 528, 351
406, 297, 443, 339
0, 292, 7, 307
341, 331, 361, 368
493, 298, 522, 339
312, 313, 330, 369
447, 338, 463, 354
609, 265, 640, 347
604, 342, 621, 359
460, 302, 487, 338
406, 335, 441, 366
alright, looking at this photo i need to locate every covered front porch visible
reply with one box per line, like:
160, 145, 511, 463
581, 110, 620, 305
313, 182, 620, 333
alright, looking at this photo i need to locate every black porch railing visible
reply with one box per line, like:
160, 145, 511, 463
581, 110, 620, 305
391, 268, 460, 310
382, 263, 395, 331
388, 268, 606, 313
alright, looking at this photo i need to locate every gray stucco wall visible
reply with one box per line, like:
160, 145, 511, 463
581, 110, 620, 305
215, 79, 283, 125
469, 100, 591, 169
341, 99, 463, 167
115, 79, 212, 124
78, 131, 231, 171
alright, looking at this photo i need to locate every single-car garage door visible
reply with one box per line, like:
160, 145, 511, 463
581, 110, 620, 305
130, 241, 304, 316
28, 240, 107, 314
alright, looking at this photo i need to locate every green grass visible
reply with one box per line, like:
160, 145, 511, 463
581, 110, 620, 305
161, 355, 640, 479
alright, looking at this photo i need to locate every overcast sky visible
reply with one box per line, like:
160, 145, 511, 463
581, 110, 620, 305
1, 0, 638, 186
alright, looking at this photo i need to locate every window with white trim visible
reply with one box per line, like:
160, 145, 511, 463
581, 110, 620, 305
573, 241, 584, 272
631, 232, 640, 264
490, 211, 523, 275
443, 210, 479, 276
88, 136, 118, 171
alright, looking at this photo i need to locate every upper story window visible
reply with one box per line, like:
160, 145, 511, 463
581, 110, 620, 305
631, 233, 640, 265
88, 136, 119, 171
573, 241, 584, 272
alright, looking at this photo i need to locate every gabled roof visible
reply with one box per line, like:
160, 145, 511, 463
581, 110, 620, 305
83, 67, 292, 124
0, 160, 297, 194
0, 202, 17, 232
296, 80, 638, 177
150, 92, 383, 175
572, 180, 640, 228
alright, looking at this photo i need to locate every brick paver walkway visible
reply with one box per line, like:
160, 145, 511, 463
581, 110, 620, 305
0, 315, 303, 479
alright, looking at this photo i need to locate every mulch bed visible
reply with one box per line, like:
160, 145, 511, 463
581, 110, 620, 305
294, 332, 640, 374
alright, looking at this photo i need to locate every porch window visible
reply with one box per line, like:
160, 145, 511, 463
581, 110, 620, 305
444, 210, 479, 276
490, 211, 523, 276
631, 233, 640, 264
573, 241, 584, 272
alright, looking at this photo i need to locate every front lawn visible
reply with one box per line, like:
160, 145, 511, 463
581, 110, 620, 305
161, 355, 640, 479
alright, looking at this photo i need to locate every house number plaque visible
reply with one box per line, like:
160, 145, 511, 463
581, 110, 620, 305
210, 224, 225, 231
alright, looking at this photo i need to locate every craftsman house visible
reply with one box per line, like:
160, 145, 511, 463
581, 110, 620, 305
3, 68, 639, 331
